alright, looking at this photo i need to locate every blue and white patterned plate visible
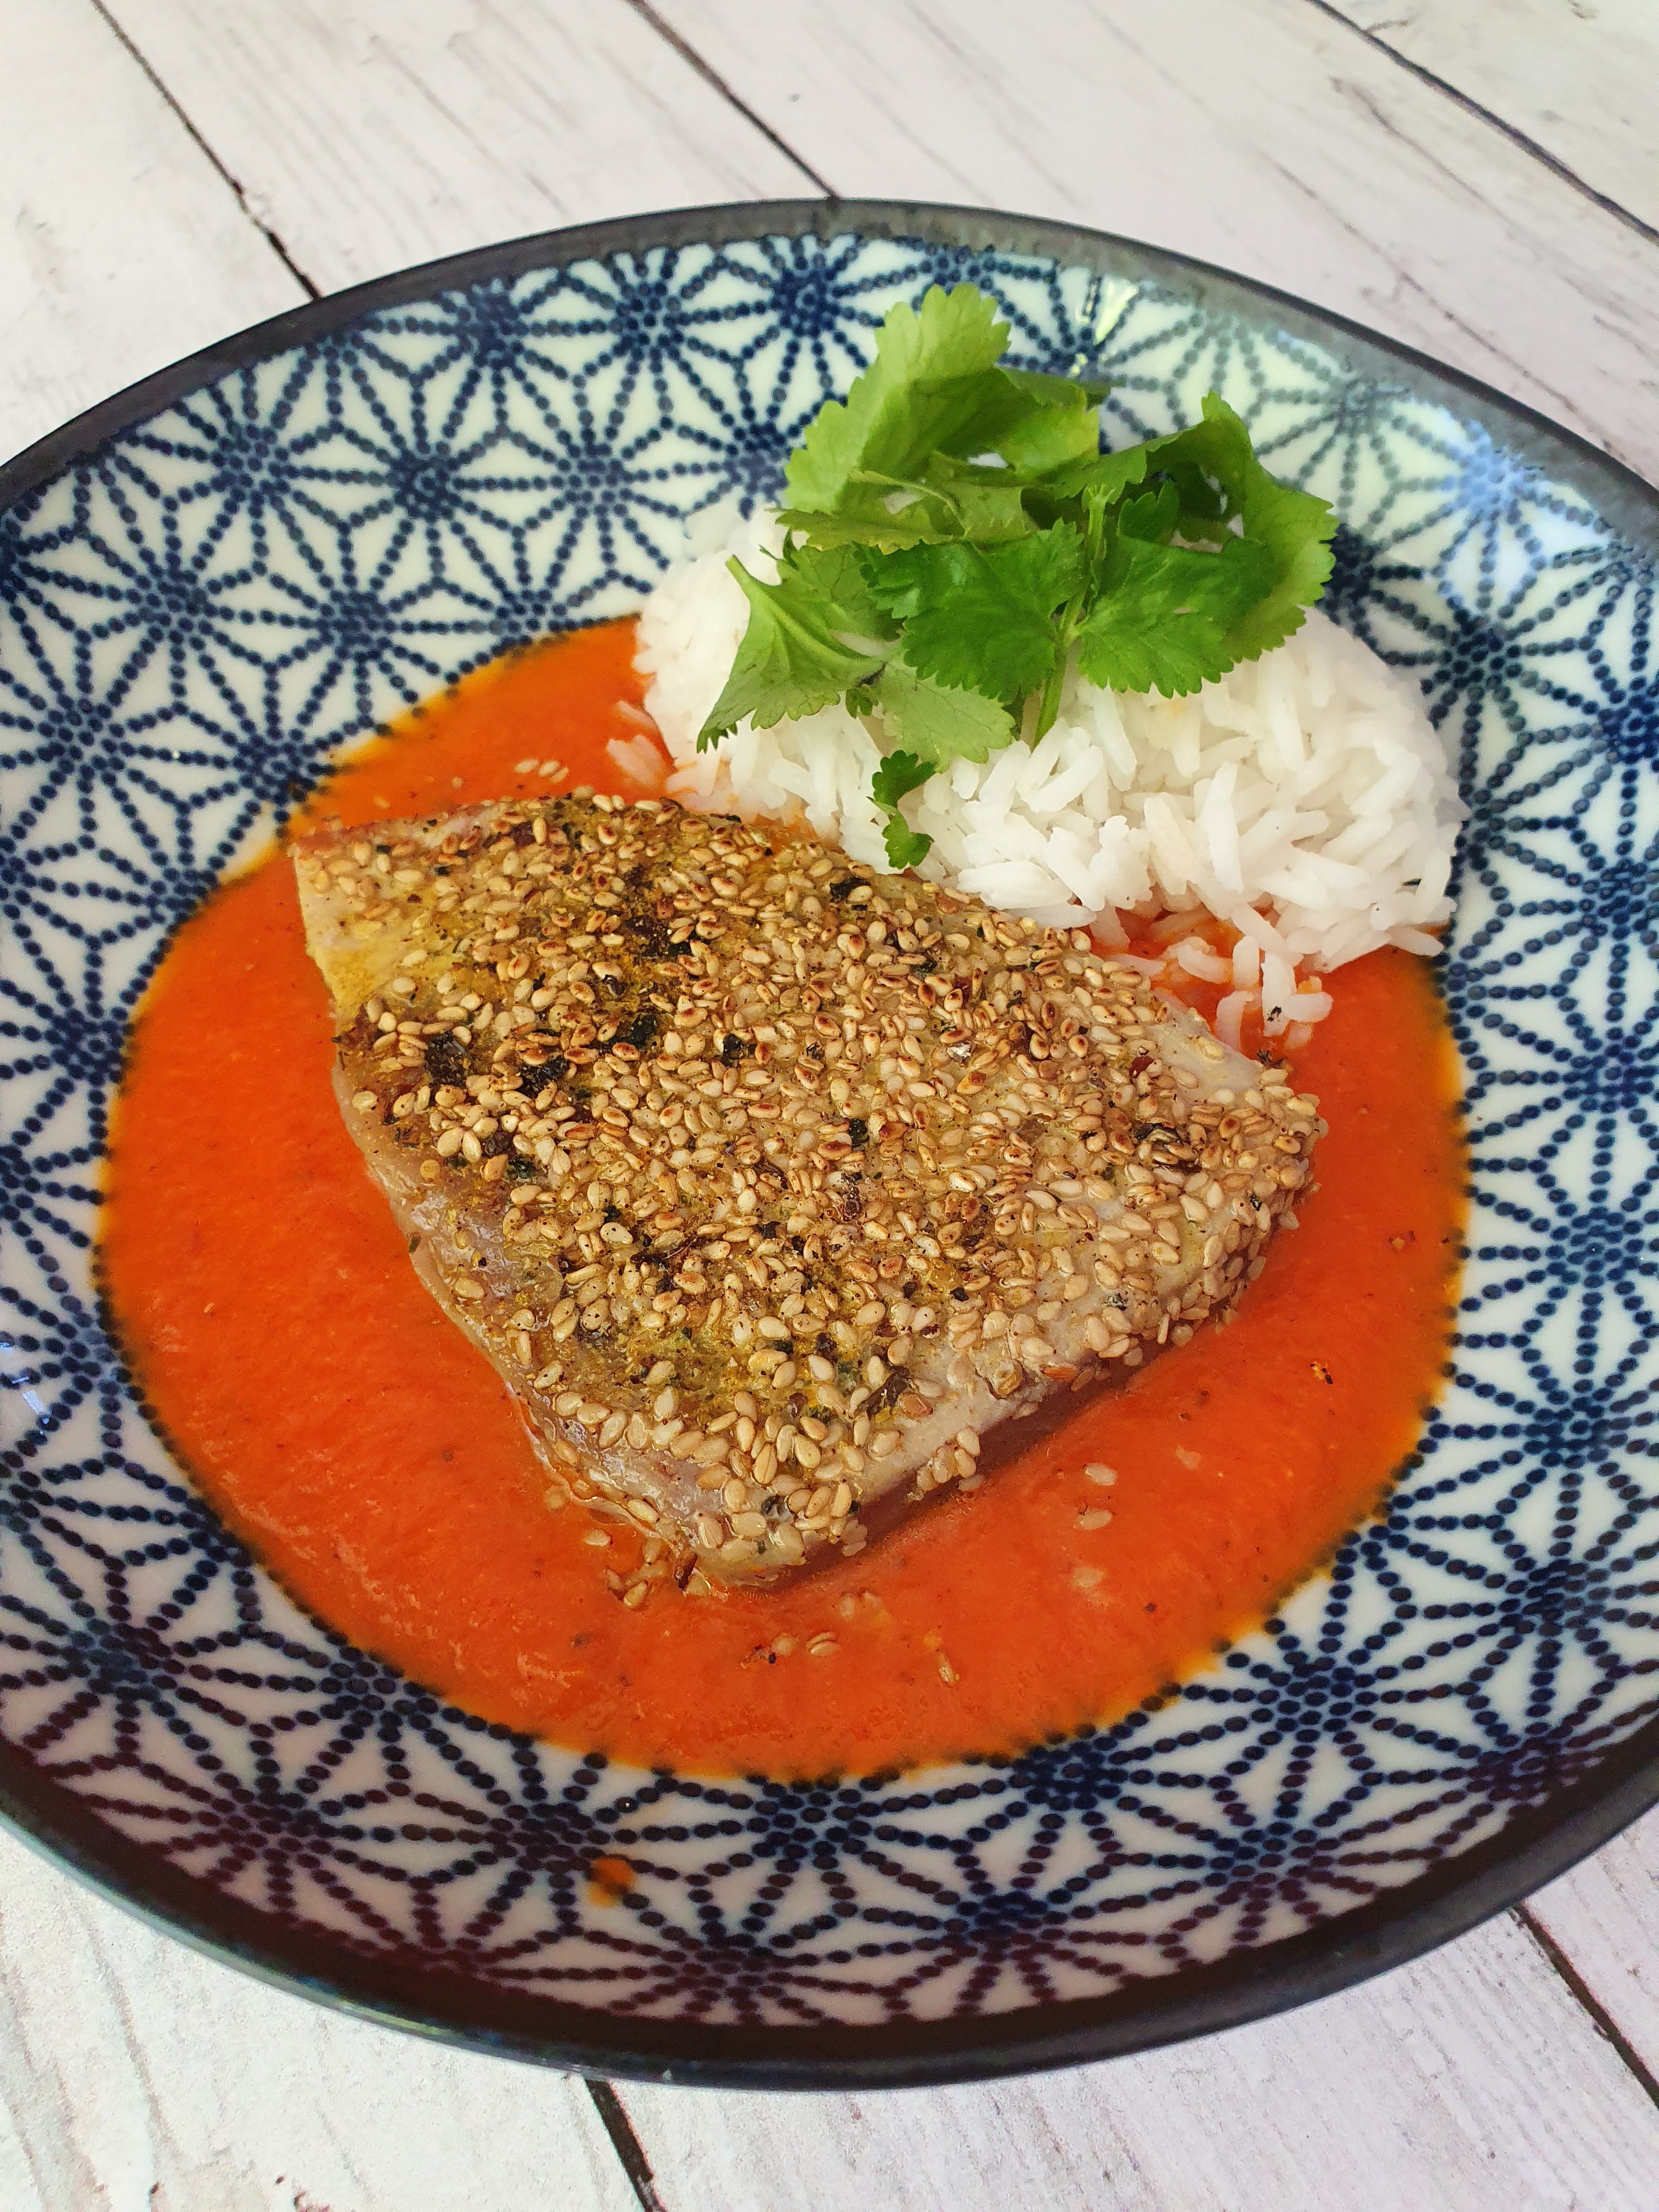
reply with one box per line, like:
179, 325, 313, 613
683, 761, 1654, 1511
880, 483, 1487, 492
2, 203, 1657, 2088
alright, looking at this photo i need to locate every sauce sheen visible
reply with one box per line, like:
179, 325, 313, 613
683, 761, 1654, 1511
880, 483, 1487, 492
101, 623, 1465, 1779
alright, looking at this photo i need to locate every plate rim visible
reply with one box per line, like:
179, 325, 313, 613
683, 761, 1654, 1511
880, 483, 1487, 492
0, 1681, 1655, 2090
3, 195, 1657, 2090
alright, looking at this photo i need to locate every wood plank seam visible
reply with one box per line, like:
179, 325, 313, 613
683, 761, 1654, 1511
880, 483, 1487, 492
1304, 0, 1659, 251
1515, 1904, 1659, 2115
621, 0, 833, 194
87, 0, 323, 296
21, 18, 673, 2203
587, 2080, 673, 2212
2, 12, 1644, 2188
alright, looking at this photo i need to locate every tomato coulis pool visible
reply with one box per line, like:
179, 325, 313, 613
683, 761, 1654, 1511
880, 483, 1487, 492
101, 622, 1465, 1779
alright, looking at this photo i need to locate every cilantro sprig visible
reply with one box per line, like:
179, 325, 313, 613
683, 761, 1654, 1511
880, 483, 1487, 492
697, 284, 1335, 869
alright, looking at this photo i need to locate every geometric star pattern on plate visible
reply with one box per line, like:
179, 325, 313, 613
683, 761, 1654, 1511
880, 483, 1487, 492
1, 228, 1655, 2030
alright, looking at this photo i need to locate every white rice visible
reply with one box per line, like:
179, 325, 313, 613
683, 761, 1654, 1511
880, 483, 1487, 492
635, 512, 1463, 1022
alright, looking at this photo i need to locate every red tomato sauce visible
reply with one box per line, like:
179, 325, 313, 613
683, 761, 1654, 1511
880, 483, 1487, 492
100, 622, 1465, 1779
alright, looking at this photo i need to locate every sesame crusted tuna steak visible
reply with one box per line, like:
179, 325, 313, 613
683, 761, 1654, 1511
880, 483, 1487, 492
292, 793, 1321, 1588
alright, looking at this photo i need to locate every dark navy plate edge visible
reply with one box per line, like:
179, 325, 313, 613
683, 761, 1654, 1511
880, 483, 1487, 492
1, 1706, 1655, 2089
2, 195, 1657, 2088
3, 199, 1656, 532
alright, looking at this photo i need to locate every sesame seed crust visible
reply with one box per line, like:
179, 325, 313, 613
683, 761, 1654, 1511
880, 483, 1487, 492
293, 793, 1322, 1587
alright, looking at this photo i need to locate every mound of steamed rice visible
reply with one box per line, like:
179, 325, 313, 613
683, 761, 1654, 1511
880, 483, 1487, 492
635, 512, 1463, 1038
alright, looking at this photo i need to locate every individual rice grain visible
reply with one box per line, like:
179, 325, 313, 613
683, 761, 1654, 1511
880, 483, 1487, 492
635, 509, 1464, 1015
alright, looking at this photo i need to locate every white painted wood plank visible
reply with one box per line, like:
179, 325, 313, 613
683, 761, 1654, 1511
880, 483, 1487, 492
1527, 1805, 1659, 2077
618, 1910, 1659, 2212
0, 1826, 1652, 2212
4, 5, 1657, 2199
0, 1826, 636, 2212
1333, 0, 1659, 235
99, 0, 816, 298
647, 0, 1659, 486
0, 0, 304, 464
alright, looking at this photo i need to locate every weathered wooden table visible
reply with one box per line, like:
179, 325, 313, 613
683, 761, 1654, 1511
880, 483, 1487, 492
2, 5, 1656, 2205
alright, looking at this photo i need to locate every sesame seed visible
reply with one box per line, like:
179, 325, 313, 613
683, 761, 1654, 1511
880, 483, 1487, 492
302, 789, 1318, 1583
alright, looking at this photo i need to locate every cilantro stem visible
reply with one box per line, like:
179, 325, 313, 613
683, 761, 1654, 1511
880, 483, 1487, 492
711, 283, 1335, 761
1031, 488, 1111, 740
1031, 637, 1070, 741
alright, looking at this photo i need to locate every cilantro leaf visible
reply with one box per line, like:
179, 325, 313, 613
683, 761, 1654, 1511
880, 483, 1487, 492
1075, 533, 1276, 697
871, 749, 933, 808
784, 286, 1013, 516
1119, 481, 1181, 541
783, 289, 1111, 528
1032, 441, 1154, 506
1002, 366, 1113, 411
1156, 459, 1232, 545
774, 505, 939, 553
781, 541, 899, 639
696, 557, 888, 748
785, 456, 1034, 549
874, 656, 1016, 766
1137, 394, 1336, 653
916, 455, 1033, 543
706, 288, 1336, 776
860, 526, 1085, 699
870, 749, 934, 868
1224, 479, 1335, 658
992, 368, 1105, 473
